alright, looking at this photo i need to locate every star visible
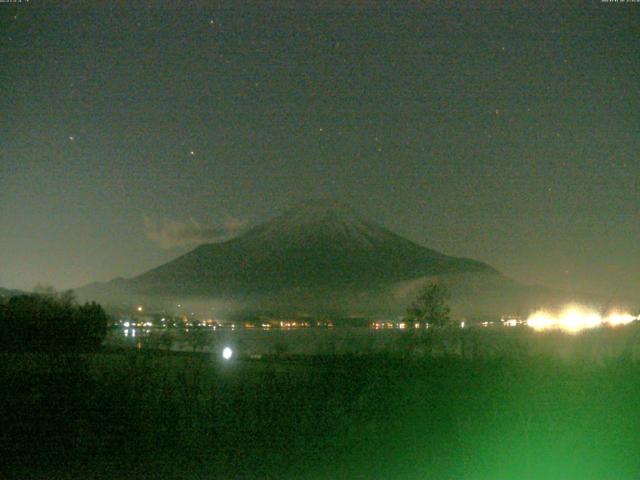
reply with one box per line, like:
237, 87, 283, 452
189, 151, 195, 155
68, 136, 75, 141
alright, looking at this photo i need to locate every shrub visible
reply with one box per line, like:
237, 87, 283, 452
0, 292, 108, 352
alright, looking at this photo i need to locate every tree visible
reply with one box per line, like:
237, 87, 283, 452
74, 301, 109, 350
159, 331, 175, 351
405, 282, 452, 328
185, 327, 210, 352
0, 292, 109, 352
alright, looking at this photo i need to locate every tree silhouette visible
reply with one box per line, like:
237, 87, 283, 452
0, 292, 108, 352
405, 282, 452, 328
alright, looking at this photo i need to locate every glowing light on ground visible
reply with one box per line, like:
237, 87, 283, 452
605, 312, 637, 326
222, 347, 233, 360
527, 305, 638, 333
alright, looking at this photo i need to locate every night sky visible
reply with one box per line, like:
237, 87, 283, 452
1, 2, 639, 299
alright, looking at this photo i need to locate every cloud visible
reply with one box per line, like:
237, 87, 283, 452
143, 216, 247, 249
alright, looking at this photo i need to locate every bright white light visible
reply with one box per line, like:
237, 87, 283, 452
527, 304, 638, 333
222, 347, 233, 360
137, 306, 143, 312
605, 312, 637, 326
123, 321, 130, 327
527, 311, 555, 331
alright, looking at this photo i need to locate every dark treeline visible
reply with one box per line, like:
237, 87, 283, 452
0, 291, 108, 352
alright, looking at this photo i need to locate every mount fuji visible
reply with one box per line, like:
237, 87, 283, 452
76, 200, 571, 318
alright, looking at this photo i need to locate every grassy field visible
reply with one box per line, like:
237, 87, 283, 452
2, 329, 640, 479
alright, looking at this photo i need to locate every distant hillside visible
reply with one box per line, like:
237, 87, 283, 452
0, 287, 27, 299
76, 200, 600, 318
131, 200, 495, 295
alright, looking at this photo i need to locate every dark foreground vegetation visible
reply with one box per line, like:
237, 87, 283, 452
2, 344, 640, 479
0, 292, 108, 352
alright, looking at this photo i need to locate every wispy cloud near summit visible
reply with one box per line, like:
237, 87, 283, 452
143, 216, 246, 249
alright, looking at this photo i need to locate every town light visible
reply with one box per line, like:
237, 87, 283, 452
527, 304, 638, 333
222, 347, 233, 360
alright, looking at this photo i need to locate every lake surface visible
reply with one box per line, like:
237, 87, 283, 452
110, 326, 410, 356
108, 324, 640, 361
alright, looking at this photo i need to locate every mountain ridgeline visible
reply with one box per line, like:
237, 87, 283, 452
130, 201, 496, 296
77, 201, 574, 318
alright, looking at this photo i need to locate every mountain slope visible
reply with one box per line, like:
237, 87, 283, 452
77, 200, 532, 315
126, 200, 497, 296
